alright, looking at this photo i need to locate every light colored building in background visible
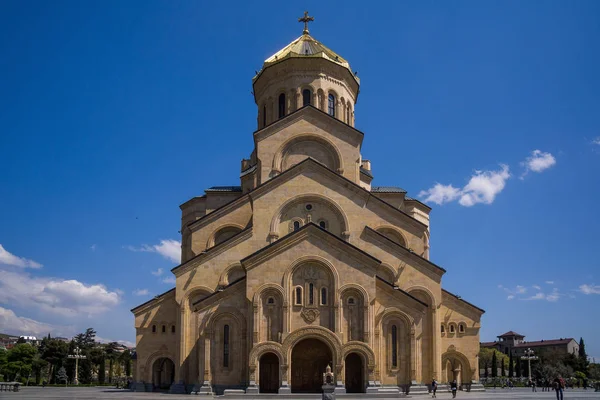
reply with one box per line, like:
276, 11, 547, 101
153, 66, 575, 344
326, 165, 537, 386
481, 331, 579, 356
131, 14, 485, 395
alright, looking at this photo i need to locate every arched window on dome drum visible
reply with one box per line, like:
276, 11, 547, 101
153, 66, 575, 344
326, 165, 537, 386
295, 286, 303, 305
302, 89, 311, 106
293, 220, 300, 231
309, 283, 314, 305
319, 220, 327, 230
263, 105, 267, 127
278, 93, 286, 119
391, 325, 398, 368
328, 94, 335, 117
223, 324, 230, 367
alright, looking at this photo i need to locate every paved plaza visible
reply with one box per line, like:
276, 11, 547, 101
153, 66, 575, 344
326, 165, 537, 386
1, 387, 599, 400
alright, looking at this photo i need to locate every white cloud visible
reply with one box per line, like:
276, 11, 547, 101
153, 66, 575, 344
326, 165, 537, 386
90, 244, 97, 251
162, 276, 176, 284
533, 285, 541, 290
516, 285, 527, 294
525, 292, 546, 301
591, 137, 600, 146
545, 281, 554, 285
459, 165, 511, 206
0, 306, 73, 337
0, 244, 42, 269
419, 165, 510, 207
418, 184, 461, 205
151, 268, 164, 277
579, 284, 600, 295
126, 239, 181, 264
507, 295, 515, 300
521, 150, 556, 178
0, 269, 120, 317
133, 289, 149, 296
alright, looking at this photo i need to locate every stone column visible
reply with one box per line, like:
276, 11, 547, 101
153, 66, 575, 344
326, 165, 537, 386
198, 334, 213, 395
278, 363, 291, 394
288, 89, 295, 113
295, 88, 301, 110
253, 303, 259, 344
312, 92, 317, 107
432, 307, 441, 380
363, 305, 369, 344
410, 330, 417, 384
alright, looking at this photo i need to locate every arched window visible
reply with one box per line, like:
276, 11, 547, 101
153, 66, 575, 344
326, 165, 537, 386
441, 324, 445, 334
328, 94, 335, 117
450, 324, 455, 333
348, 297, 355, 305
309, 283, 314, 305
152, 325, 156, 333
391, 325, 398, 368
320, 287, 327, 305
459, 324, 465, 333
262, 105, 267, 127
295, 286, 303, 306
318, 220, 327, 230
278, 93, 286, 119
171, 325, 175, 334
267, 297, 275, 304
162, 325, 166, 333
223, 324, 230, 367
302, 89, 311, 106
293, 220, 300, 231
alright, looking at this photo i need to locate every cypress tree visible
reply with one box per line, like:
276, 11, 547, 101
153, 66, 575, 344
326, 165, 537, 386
491, 351, 498, 377
579, 338, 587, 359
516, 356, 522, 378
509, 351, 514, 377
501, 355, 506, 377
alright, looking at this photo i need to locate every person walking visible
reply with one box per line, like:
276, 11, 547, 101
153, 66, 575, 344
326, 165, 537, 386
451, 379, 458, 398
554, 376, 564, 400
531, 379, 537, 392
431, 378, 438, 398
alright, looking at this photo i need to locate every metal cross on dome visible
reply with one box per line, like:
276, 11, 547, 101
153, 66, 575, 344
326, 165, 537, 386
298, 11, 314, 34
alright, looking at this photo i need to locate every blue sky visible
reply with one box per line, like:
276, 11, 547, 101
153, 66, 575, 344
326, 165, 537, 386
1, 1, 599, 357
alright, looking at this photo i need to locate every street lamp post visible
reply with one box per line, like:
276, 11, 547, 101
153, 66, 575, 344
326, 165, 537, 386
521, 348, 538, 381
68, 346, 87, 385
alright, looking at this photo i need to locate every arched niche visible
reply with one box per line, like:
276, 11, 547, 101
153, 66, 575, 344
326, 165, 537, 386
207, 224, 244, 248
375, 225, 408, 248
272, 134, 343, 175
219, 263, 246, 287
270, 194, 349, 240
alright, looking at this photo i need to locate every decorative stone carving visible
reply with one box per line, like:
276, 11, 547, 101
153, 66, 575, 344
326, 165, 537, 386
300, 307, 320, 323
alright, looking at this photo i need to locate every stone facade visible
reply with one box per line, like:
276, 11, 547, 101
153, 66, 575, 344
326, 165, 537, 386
131, 23, 484, 395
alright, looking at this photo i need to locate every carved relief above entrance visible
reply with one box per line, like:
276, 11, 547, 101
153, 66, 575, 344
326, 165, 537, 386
300, 307, 320, 324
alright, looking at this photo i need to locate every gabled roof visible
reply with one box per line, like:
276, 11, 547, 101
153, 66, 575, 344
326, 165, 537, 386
442, 288, 485, 314
376, 276, 428, 308
192, 277, 246, 311
498, 330, 525, 338
205, 186, 242, 192
363, 226, 445, 275
130, 288, 175, 314
241, 222, 381, 270
371, 186, 406, 193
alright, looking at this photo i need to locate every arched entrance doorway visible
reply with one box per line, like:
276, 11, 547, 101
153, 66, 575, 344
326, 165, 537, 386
344, 352, 364, 393
259, 352, 279, 393
291, 338, 333, 393
151, 357, 174, 391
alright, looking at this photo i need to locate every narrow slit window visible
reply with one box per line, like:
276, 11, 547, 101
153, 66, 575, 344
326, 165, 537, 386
295, 287, 302, 305
293, 220, 300, 231
152, 325, 156, 333
309, 283, 314, 305
162, 325, 166, 333
321, 287, 327, 305
262, 105, 267, 127
459, 324, 464, 333
391, 325, 398, 368
171, 325, 175, 334
278, 93, 286, 119
441, 324, 445, 333
223, 324, 230, 367
302, 89, 311, 106
450, 325, 455, 333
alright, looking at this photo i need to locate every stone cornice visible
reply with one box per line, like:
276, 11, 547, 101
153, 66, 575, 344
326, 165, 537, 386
192, 277, 246, 313
442, 289, 485, 318
171, 227, 253, 276
241, 223, 381, 272
186, 194, 251, 232
362, 226, 445, 278
375, 276, 428, 312
130, 288, 176, 315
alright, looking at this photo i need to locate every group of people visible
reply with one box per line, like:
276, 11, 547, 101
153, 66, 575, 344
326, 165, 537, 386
430, 378, 458, 398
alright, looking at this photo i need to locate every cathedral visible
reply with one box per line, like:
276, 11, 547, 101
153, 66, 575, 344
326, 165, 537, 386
132, 13, 484, 395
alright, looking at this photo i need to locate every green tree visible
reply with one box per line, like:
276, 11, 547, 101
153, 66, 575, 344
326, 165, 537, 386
0, 348, 8, 380
40, 338, 68, 383
501, 355, 506, 377
98, 357, 106, 384
516, 356, 522, 378
105, 342, 120, 383
16, 337, 26, 344
31, 356, 48, 384
73, 328, 96, 349
508, 351, 514, 377
491, 351, 498, 378
118, 350, 132, 377
578, 337, 587, 360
